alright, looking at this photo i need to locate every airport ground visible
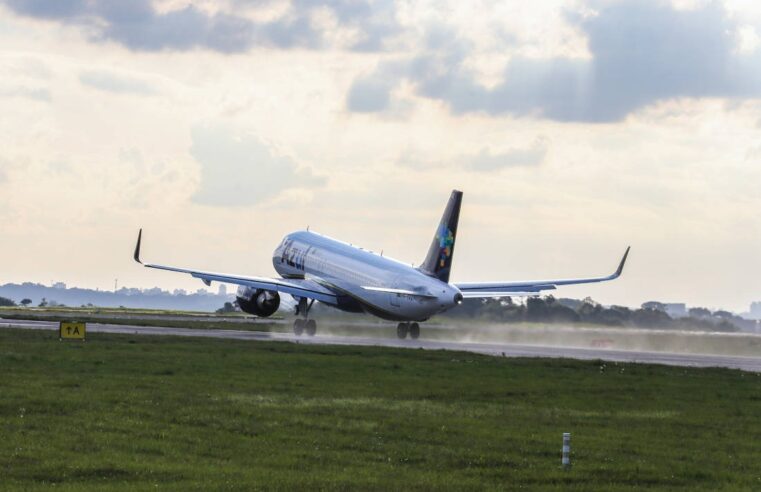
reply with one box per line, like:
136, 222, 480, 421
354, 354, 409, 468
3, 306, 761, 371
1, 326, 761, 490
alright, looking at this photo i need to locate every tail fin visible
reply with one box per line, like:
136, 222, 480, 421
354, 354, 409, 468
420, 190, 463, 283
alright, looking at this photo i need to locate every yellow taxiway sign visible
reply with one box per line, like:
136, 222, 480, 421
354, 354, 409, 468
59, 321, 86, 341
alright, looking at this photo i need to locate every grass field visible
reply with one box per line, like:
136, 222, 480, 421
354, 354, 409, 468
0, 313, 283, 333
0, 307, 286, 333
1, 329, 760, 490
0, 306, 234, 317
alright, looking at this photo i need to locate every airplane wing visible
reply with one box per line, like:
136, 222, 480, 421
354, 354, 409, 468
133, 230, 338, 303
454, 247, 630, 299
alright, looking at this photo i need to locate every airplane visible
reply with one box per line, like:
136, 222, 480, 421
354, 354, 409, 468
133, 190, 629, 339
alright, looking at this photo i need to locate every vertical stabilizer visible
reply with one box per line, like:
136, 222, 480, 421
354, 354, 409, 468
420, 190, 463, 283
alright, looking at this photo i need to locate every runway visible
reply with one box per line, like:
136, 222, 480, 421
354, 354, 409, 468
2, 318, 760, 372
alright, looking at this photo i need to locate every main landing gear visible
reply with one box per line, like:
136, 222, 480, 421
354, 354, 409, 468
293, 298, 317, 336
396, 322, 420, 340
293, 318, 316, 336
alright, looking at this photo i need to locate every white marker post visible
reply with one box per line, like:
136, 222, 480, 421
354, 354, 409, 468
562, 433, 571, 469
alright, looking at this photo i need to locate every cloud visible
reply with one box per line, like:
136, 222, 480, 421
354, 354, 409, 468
1, 0, 401, 53
346, 57, 415, 113
296, 0, 400, 52
746, 145, 761, 161
79, 70, 156, 95
466, 137, 549, 172
0, 86, 51, 101
396, 136, 549, 172
98, 6, 259, 52
258, 14, 322, 49
347, 75, 393, 112
2, 0, 322, 52
348, 0, 761, 122
190, 125, 325, 207
3, 0, 87, 19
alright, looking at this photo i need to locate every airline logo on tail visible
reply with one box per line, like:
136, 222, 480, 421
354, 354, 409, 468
437, 223, 455, 267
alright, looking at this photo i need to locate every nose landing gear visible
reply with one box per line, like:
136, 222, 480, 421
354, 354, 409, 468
396, 322, 420, 339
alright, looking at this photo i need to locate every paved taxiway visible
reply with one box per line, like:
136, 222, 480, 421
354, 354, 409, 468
2, 318, 760, 372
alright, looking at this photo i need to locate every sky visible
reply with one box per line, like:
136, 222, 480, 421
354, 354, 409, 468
0, 0, 760, 312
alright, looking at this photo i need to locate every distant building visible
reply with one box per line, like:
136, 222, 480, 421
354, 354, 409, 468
749, 302, 761, 320
119, 287, 142, 296
218, 284, 227, 296
664, 303, 687, 318
642, 301, 665, 311
173, 289, 188, 296
52, 282, 66, 289
641, 302, 687, 318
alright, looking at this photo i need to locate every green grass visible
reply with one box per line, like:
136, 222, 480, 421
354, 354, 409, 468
0, 312, 284, 333
0, 307, 287, 333
1, 329, 760, 491
0, 306, 221, 316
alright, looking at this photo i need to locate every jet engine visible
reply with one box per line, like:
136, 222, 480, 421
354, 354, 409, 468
236, 288, 281, 317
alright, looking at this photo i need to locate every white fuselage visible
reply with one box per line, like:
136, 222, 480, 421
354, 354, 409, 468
271, 231, 462, 321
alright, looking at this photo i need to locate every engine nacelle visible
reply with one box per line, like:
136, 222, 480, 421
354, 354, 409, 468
236, 288, 280, 317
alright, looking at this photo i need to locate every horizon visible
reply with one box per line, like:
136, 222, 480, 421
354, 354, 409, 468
0, 279, 757, 317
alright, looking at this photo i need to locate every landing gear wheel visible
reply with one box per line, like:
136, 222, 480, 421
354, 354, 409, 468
305, 319, 317, 336
293, 318, 305, 336
397, 322, 408, 339
409, 322, 420, 340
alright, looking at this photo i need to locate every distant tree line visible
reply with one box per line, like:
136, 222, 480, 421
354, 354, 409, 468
0, 295, 72, 308
440, 296, 742, 332
0, 282, 234, 312
216, 302, 237, 314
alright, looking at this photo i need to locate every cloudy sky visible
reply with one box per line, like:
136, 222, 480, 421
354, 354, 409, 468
1, 0, 760, 311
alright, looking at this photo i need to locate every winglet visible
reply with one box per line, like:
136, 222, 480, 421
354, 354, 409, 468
134, 229, 143, 264
614, 246, 630, 277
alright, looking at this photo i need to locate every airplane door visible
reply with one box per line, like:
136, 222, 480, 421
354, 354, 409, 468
390, 292, 401, 307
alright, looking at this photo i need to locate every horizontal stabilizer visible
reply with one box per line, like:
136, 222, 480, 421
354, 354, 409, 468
460, 291, 545, 299
361, 286, 437, 299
